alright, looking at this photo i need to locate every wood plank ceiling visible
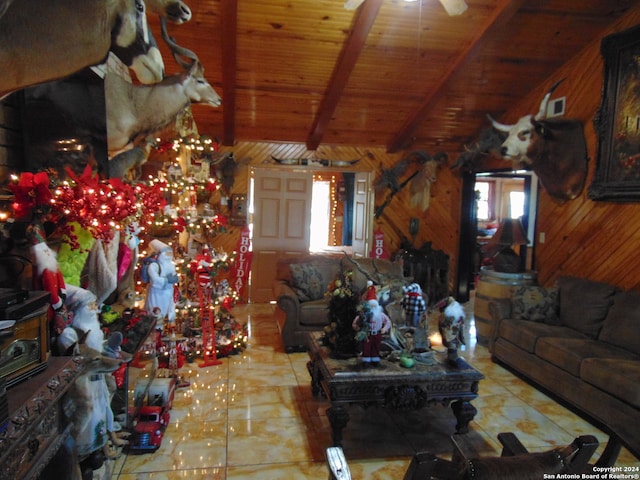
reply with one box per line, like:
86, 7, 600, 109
149, 0, 636, 154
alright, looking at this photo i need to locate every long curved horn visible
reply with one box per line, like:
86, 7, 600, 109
487, 114, 512, 132
535, 78, 565, 120
160, 16, 198, 70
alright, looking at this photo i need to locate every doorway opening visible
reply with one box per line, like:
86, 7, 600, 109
456, 169, 539, 302
309, 172, 354, 253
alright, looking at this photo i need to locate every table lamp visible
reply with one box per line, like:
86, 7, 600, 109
491, 218, 529, 273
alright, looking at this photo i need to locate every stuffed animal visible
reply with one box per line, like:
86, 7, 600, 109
401, 282, 427, 327
437, 296, 466, 366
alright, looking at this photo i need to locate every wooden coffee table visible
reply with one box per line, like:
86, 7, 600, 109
306, 332, 484, 446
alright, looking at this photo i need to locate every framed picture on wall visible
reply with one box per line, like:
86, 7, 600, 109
588, 24, 640, 201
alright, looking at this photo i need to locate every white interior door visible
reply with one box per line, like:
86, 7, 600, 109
351, 171, 373, 257
250, 168, 312, 301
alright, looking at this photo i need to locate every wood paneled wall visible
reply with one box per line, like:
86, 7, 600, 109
201, 3, 640, 297
494, 5, 640, 291
181, 141, 463, 295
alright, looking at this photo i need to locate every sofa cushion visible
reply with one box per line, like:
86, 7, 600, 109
289, 263, 326, 301
557, 276, 618, 338
299, 298, 330, 326
511, 285, 560, 324
535, 337, 638, 377
599, 291, 640, 355
580, 358, 640, 410
498, 319, 587, 353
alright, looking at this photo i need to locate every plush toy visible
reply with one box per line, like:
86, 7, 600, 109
352, 284, 391, 367
401, 282, 427, 327
437, 296, 466, 366
144, 239, 179, 330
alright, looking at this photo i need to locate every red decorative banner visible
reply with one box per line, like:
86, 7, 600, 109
231, 225, 252, 303
369, 228, 389, 259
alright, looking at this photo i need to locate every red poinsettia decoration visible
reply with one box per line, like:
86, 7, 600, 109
9, 172, 53, 218
48, 166, 167, 248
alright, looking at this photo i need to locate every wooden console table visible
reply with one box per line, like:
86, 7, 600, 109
306, 332, 484, 446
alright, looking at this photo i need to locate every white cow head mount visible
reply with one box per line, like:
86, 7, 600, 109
488, 79, 564, 167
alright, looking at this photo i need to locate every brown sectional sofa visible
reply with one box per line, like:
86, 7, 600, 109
273, 254, 407, 352
488, 276, 640, 463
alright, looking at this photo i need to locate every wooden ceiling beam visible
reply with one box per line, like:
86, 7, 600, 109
387, 0, 526, 153
306, 0, 383, 151
221, 0, 238, 146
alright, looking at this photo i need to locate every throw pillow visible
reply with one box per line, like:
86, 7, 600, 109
557, 276, 618, 338
289, 263, 325, 302
511, 286, 560, 324
599, 291, 640, 354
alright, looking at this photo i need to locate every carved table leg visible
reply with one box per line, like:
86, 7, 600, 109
326, 405, 350, 446
307, 360, 322, 397
451, 400, 477, 434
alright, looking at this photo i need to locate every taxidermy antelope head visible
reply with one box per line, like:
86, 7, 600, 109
0, 0, 164, 98
146, 0, 192, 23
106, 17, 221, 152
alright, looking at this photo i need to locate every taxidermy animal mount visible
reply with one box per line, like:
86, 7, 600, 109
488, 79, 588, 202
0, 0, 166, 98
375, 150, 447, 218
106, 17, 221, 153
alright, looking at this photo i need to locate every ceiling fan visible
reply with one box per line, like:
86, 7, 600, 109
344, 0, 468, 16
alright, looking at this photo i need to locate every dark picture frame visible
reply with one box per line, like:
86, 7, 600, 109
588, 24, 640, 201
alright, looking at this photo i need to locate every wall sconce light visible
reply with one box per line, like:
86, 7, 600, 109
490, 218, 529, 273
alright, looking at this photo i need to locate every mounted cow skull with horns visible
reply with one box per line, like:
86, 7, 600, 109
488, 79, 588, 202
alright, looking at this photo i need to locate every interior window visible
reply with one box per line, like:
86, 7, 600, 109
509, 191, 525, 219
475, 181, 492, 220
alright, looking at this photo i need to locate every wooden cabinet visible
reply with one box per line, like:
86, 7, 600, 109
0, 357, 84, 480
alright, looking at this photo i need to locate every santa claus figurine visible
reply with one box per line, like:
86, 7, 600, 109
144, 239, 179, 330
27, 219, 73, 350
352, 282, 391, 367
191, 243, 213, 295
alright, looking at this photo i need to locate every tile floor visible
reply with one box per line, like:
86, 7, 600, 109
109, 300, 639, 479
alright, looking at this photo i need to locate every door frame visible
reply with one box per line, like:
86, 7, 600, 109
248, 166, 375, 302
456, 169, 539, 302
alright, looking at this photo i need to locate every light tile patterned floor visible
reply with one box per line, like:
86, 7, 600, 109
108, 300, 639, 479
